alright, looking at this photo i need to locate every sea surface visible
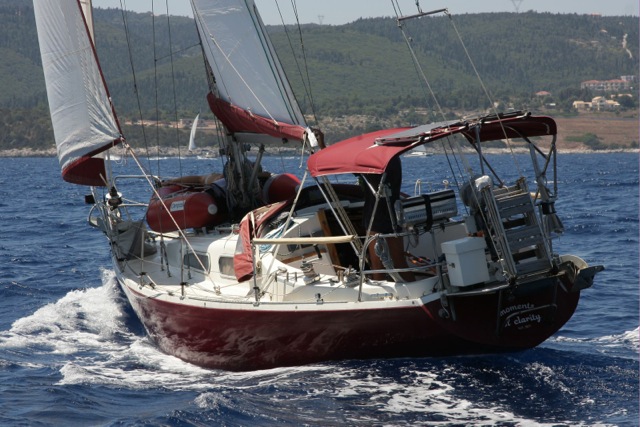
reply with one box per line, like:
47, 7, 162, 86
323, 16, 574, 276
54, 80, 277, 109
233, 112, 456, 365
0, 152, 638, 426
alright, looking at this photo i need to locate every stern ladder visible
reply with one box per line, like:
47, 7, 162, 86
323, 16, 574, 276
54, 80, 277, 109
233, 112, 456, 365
481, 178, 552, 280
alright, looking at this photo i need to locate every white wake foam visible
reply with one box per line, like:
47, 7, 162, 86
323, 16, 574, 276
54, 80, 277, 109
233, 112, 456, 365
0, 270, 197, 388
552, 326, 639, 359
597, 327, 639, 347
0, 269, 125, 356
1, 271, 339, 391
2, 269, 632, 425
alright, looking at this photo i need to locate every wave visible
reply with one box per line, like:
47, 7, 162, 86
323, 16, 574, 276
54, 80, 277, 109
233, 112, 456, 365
189, 358, 624, 426
0, 270, 128, 358
0, 268, 635, 425
593, 327, 639, 354
551, 327, 639, 360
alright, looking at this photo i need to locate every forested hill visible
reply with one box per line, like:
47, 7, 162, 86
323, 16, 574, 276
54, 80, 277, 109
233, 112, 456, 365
0, 0, 637, 150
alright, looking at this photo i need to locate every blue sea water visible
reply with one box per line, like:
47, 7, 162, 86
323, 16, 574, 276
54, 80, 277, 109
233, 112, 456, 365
0, 153, 637, 426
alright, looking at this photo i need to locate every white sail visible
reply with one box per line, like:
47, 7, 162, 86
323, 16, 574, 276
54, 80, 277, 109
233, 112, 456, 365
33, 0, 121, 186
191, 0, 307, 141
188, 114, 200, 151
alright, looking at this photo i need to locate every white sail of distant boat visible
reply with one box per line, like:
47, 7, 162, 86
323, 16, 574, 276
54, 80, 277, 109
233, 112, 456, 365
188, 113, 199, 151
33, 0, 122, 186
405, 145, 432, 157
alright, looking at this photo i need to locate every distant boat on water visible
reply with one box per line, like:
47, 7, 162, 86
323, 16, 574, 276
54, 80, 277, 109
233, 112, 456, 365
188, 113, 199, 152
404, 145, 433, 157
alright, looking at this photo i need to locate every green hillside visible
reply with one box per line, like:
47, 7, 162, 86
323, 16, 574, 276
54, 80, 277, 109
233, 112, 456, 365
0, 1, 637, 150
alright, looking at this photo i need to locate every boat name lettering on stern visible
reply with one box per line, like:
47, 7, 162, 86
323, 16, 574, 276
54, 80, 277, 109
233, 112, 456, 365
504, 313, 543, 328
500, 304, 544, 329
499, 303, 534, 317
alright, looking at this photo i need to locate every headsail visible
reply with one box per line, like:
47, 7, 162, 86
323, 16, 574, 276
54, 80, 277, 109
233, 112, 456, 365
33, 0, 122, 186
190, 0, 307, 143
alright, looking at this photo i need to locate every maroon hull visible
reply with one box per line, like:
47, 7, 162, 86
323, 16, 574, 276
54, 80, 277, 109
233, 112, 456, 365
119, 276, 581, 371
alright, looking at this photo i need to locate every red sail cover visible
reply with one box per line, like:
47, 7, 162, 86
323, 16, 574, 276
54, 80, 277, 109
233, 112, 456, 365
308, 113, 557, 177
63, 156, 110, 187
234, 201, 291, 282
192, 0, 307, 142
207, 93, 306, 142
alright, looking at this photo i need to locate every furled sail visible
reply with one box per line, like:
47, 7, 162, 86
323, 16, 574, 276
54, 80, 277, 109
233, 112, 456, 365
191, 0, 307, 143
33, 0, 122, 186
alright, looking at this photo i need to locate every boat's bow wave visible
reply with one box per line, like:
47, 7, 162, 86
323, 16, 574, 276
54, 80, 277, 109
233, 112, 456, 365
0, 270, 129, 358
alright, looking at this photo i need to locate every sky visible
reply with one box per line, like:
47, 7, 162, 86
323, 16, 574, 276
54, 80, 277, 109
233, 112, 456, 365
93, 0, 639, 24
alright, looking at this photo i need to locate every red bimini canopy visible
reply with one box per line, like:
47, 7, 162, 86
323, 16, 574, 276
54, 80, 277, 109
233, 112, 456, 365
307, 112, 557, 177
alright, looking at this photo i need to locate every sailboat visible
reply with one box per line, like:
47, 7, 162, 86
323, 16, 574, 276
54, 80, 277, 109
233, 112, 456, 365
33, 0, 603, 371
188, 113, 199, 152
404, 144, 432, 157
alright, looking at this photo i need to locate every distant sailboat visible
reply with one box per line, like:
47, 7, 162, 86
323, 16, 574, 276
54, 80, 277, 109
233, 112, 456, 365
188, 113, 199, 152
404, 144, 432, 157
34, 0, 603, 371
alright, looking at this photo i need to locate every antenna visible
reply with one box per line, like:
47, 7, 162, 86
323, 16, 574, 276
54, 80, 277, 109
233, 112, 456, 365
318, 15, 324, 25
511, 0, 524, 13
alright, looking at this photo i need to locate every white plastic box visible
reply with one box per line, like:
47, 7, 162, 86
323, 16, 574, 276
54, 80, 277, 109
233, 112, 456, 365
441, 237, 489, 287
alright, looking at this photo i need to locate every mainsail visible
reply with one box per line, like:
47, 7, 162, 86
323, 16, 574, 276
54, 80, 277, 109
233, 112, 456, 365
33, 0, 122, 186
190, 0, 307, 143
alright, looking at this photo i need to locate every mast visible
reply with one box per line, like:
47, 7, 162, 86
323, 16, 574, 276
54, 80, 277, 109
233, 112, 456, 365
190, 0, 310, 215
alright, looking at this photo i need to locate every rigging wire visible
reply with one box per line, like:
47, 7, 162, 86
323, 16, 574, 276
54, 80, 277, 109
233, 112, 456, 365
118, 0, 152, 173
446, 15, 524, 176
164, 0, 184, 178
389, 1, 523, 253
151, 0, 161, 176
390, 0, 466, 196
390, 0, 525, 184
273, 0, 320, 126
391, 1, 441, 119
389, 0, 433, 114
190, 7, 228, 170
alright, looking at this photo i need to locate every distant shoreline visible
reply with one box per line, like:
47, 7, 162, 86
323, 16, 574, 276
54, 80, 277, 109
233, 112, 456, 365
2, 112, 636, 158
0, 147, 637, 158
